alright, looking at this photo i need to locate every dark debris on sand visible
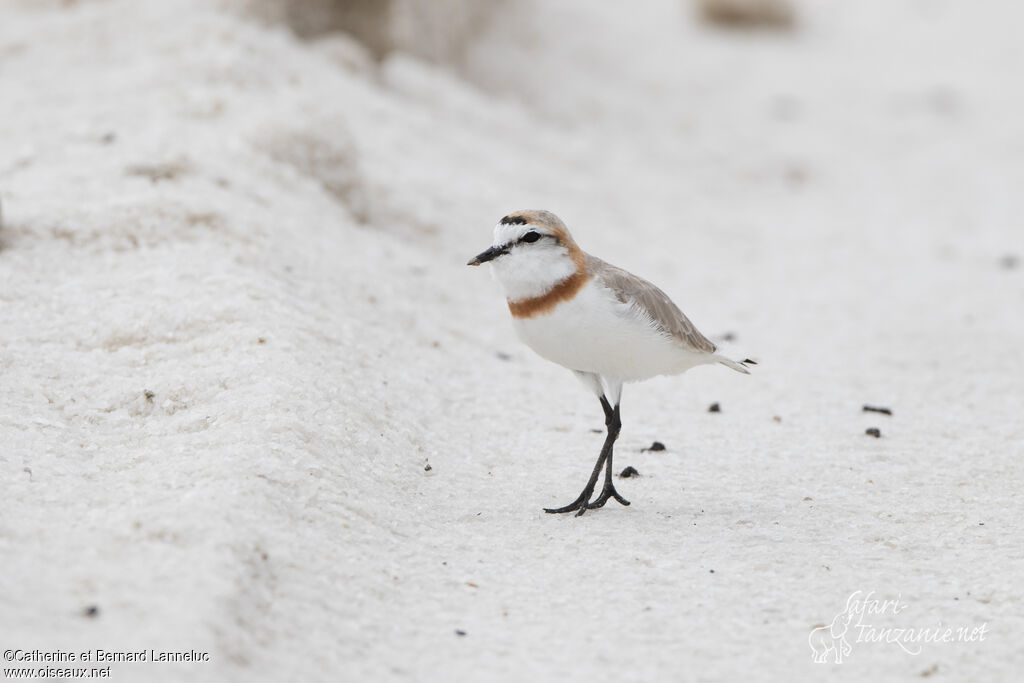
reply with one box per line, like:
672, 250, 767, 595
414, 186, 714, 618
863, 404, 892, 416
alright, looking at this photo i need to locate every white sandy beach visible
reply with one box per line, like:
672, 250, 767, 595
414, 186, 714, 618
1, 0, 1022, 680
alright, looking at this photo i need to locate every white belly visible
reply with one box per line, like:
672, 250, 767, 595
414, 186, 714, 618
510, 281, 710, 382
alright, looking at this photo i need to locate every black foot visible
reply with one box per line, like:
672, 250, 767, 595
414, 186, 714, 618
586, 483, 630, 510
544, 490, 594, 516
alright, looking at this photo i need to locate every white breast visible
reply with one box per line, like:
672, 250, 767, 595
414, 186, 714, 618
510, 280, 711, 382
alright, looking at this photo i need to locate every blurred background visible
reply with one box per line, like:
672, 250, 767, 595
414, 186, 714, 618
2, 0, 1022, 681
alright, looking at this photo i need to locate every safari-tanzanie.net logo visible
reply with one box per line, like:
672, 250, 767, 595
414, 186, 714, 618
808, 591, 989, 663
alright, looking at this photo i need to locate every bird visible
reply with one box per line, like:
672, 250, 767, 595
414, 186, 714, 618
467, 210, 753, 516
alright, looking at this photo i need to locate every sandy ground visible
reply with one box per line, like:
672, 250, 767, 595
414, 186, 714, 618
1, 0, 1022, 680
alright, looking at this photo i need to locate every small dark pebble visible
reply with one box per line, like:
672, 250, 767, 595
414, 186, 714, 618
591, 428, 604, 434
709, 569, 715, 573
83, 605, 100, 618
424, 463, 432, 472
708, 403, 721, 413
979, 522, 984, 526
642, 441, 665, 452
721, 332, 736, 342
144, 390, 155, 402
619, 466, 640, 478
699, 0, 795, 30
863, 405, 892, 416
495, 351, 512, 361
865, 427, 881, 438
455, 629, 467, 637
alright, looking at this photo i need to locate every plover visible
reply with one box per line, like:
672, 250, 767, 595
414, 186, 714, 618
468, 210, 753, 516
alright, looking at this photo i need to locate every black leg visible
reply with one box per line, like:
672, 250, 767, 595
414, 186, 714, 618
545, 396, 629, 516
542, 439, 610, 516
586, 402, 630, 509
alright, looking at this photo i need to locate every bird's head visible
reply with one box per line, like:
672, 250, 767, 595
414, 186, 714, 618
467, 210, 584, 302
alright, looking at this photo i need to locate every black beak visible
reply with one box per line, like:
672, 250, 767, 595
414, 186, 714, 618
467, 244, 509, 266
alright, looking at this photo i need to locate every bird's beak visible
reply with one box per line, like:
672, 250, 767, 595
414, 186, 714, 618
467, 244, 509, 266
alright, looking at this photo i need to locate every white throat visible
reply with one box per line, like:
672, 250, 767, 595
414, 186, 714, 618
488, 247, 578, 301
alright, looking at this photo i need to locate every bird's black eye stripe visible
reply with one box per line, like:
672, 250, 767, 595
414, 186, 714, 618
520, 231, 541, 244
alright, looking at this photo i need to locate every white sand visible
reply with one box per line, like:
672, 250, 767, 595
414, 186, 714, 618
1, 0, 1022, 680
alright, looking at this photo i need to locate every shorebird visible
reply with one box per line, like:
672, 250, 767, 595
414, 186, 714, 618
468, 210, 753, 516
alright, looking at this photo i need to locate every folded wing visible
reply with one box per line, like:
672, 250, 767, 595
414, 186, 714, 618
587, 254, 717, 355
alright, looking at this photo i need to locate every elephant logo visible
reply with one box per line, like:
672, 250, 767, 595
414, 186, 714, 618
808, 592, 861, 663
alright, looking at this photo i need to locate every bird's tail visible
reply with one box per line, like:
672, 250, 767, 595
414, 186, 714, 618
717, 356, 757, 375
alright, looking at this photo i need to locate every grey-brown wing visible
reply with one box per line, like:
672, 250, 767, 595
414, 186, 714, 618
588, 255, 717, 354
